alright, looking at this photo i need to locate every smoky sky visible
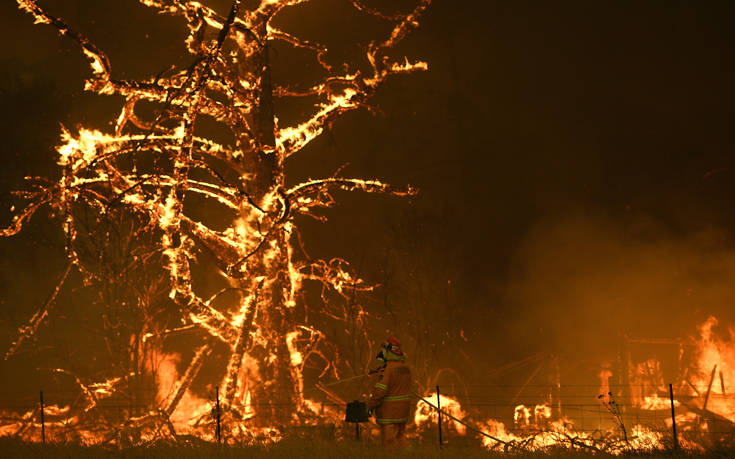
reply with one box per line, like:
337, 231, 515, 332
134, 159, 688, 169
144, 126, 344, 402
1, 0, 735, 388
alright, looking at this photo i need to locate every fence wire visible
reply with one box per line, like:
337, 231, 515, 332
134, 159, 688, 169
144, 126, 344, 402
0, 383, 733, 446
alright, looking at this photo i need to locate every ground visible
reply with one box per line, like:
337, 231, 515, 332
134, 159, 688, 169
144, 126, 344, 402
1, 436, 733, 459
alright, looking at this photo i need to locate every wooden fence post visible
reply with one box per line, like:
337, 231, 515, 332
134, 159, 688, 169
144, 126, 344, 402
436, 385, 443, 447
703, 365, 717, 411
215, 386, 221, 444
669, 383, 678, 451
39, 390, 45, 444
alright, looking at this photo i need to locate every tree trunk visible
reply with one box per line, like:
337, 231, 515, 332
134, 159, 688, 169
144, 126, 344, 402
230, 22, 301, 426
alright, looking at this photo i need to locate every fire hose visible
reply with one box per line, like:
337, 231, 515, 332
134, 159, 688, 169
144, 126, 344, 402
305, 374, 516, 450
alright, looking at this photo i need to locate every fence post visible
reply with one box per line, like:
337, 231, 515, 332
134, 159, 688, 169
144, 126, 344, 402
436, 385, 443, 447
720, 371, 726, 396
703, 365, 717, 411
39, 390, 45, 444
215, 386, 221, 444
669, 383, 678, 451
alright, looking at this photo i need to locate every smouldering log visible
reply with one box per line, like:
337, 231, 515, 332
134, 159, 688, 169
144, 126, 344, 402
222, 281, 262, 407
164, 343, 214, 417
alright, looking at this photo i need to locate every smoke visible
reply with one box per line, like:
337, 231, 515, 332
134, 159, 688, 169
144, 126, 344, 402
503, 210, 735, 362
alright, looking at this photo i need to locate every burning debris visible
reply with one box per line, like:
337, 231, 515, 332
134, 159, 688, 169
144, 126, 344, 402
3, 0, 430, 443
620, 317, 735, 440
405, 316, 735, 453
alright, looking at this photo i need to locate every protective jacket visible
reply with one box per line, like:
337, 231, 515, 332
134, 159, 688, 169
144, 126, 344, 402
368, 353, 412, 425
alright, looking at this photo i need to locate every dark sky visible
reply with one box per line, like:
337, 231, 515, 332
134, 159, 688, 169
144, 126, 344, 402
2, 0, 735, 388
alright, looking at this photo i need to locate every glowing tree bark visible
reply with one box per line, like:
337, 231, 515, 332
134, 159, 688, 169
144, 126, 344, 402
5, 0, 429, 434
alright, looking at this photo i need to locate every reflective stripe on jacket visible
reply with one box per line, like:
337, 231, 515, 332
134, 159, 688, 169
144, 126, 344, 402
369, 360, 412, 424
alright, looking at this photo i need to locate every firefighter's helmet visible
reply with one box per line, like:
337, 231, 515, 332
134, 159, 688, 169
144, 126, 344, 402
383, 335, 403, 356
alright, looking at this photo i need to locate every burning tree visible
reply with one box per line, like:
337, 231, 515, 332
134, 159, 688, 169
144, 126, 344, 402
3, 0, 430, 439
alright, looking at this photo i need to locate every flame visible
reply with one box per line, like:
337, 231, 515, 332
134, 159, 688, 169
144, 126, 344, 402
640, 394, 677, 410
630, 317, 735, 423
514, 404, 531, 426
410, 315, 735, 453
155, 353, 181, 403
169, 391, 211, 430
275, 87, 358, 155
627, 424, 664, 452
688, 317, 735, 421
599, 367, 612, 396
285, 331, 303, 366
414, 392, 466, 435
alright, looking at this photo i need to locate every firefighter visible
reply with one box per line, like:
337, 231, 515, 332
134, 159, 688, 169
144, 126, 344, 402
367, 336, 412, 448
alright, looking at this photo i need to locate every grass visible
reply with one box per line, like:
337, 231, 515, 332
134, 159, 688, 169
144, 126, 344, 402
1, 436, 734, 459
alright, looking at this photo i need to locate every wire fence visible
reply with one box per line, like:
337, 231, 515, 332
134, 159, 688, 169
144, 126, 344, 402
0, 383, 733, 447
